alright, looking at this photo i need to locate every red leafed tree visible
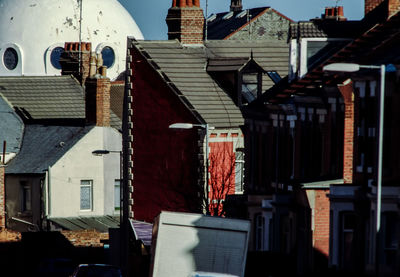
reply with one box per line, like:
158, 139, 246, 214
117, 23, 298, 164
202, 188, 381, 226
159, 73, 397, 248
207, 141, 237, 216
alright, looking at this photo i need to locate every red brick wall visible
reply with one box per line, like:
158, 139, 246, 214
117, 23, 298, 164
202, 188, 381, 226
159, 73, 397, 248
128, 47, 202, 223
338, 82, 355, 184
0, 230, 21, 242
365, 0, 400, 17
313, 189, 330, 256
61, 230, 108, 247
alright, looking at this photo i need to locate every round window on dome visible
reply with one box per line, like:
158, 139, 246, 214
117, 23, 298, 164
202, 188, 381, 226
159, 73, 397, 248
50, 47, 64, 70
3, 47, 18, 70
101, 46, 115, 69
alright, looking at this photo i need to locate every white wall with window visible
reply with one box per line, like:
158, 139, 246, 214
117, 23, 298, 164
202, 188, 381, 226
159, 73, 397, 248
45, 126, 121, 218
80, 180, 93, 211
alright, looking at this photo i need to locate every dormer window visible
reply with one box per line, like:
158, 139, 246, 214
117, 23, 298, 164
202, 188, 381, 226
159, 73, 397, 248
241, 71, 261, 104
207, 57, 265, 107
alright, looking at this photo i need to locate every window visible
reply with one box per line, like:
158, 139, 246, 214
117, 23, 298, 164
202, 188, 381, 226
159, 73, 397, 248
255, 213, 265, 251
101, 46, 115, 69
3, 47, 18, 70
241, 72, 259, 104
21, 182, 31, 212
50, 47, 64, 69
340, 212, 356, 269
383, 212, 398, 267
114, 180, 121, 211
235, 150, 244, 193
80, 180, 93, 211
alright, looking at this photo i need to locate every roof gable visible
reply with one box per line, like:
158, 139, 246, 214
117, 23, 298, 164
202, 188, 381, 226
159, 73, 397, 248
6, 125, 93, 174
130, 39, 289, 128
207, 7, 292, 41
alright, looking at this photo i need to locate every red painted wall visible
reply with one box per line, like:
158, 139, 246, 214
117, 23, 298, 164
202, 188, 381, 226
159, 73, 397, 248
129, 47, 202, 223
208, 141, 236, 216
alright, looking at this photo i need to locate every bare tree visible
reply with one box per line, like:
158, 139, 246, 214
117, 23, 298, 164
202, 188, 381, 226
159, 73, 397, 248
206, 141, 238, 216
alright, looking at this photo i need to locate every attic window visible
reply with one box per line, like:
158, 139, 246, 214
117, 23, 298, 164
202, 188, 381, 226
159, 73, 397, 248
267, 71, 282, 84
236, 10, 247, 18
222, 12, 234, 20
241, 72, 259, 104
207, 13, 216, 22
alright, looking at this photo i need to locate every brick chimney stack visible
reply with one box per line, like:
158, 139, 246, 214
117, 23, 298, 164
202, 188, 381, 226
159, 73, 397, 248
230, 0, 243, 12
60, 42, 111, 127
60, 42, 92, 85
166, 0, 205, 44
365, 0, 400, 18
323, 6, 347, 21
85, 65, 111, 127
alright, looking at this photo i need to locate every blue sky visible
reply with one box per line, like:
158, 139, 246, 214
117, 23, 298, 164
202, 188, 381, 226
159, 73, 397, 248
118, 0, 364, 40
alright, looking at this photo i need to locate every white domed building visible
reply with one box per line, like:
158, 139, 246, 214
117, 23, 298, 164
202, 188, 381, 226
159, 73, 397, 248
0, 0, 143, 80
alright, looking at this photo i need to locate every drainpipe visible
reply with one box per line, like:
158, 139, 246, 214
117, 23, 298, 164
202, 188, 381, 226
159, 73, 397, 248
45, 166, 51, 221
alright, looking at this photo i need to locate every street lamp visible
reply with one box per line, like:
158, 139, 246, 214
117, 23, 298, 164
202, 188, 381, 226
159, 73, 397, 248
91, 149, 125, 271
169, 123, 215, 214
323, 63, 387, 275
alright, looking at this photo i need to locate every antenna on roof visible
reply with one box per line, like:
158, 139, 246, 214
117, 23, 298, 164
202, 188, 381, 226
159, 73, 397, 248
79, 0, 83, 75
205, 0, 208, 41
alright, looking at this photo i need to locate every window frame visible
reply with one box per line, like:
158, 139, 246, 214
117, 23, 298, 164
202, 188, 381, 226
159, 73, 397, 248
80, 180, 93, 211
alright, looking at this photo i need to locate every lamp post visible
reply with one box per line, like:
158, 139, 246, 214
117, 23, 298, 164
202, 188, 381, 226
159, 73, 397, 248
169, 123, 214, 214
323, 63, 386, 275
92, 149, 125, 271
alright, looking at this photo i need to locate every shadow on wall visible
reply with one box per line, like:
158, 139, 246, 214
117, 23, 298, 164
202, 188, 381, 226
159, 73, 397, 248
244, 248, 331, 277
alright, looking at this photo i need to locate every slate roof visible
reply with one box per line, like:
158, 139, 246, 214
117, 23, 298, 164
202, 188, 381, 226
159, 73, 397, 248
0, 96, 23, 153
50, 216, 120, 232
130, 39, 289, 128
289, 20, 365, 39
207, 7, 292, 40
266, 10, 400, 103
0, 76, 85, 120
6, 124, 93, 174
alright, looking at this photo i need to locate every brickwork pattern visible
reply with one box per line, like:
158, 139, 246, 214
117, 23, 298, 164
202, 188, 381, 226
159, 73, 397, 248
61, 42, 92, 85
85, 77, 111, 127
61, 230, 108, 247
0, 230, 21, 242
338, 83, 355, 184
313, 189, 330, 256
166, 8, 204, 44
365, 0, 400, 16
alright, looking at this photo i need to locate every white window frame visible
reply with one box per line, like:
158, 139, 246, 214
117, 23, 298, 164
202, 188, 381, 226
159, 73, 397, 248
0, 43, 23, 75
80, 180, 93, 211
45, 43, 65, 74
114, 179, 121, 211
299, 38, 351, 78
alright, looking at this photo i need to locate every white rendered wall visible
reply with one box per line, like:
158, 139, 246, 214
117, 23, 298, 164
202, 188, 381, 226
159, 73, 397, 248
48, 126, 121, 218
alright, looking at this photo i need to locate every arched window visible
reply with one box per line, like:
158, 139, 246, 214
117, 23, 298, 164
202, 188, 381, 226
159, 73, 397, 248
50, 47, 64, 69
3, 47, 18, 70
101, 46, 115, 69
